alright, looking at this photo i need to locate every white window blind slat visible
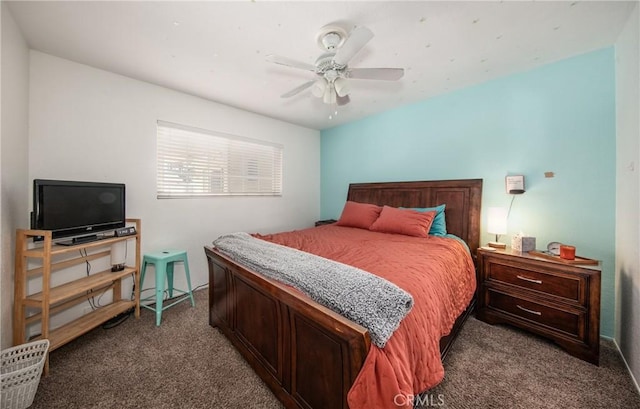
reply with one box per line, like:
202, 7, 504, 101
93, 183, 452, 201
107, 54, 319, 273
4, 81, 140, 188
156, 121, 283, 198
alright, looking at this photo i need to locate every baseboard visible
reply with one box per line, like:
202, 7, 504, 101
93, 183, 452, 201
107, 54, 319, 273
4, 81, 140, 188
607, 336, 640, 395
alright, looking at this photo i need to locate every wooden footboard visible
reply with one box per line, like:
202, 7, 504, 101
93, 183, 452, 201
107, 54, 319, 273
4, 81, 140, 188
206, 247, 371, 409
206, 247, 475, 408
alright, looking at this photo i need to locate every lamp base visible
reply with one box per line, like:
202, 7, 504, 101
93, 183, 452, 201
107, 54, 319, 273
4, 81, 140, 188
488, 241, 507, 249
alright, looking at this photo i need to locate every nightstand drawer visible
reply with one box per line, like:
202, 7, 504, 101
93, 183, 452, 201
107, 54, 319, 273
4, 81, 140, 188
487, 261, 584, 304
487, 289, 583, 338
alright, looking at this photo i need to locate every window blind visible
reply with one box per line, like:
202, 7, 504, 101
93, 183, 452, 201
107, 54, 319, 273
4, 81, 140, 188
157, 120, 283, 198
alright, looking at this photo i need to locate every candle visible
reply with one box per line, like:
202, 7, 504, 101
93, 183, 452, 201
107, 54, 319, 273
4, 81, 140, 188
560, 245, 576, 260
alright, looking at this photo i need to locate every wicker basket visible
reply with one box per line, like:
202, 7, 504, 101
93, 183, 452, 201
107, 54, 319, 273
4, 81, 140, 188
1, 340, 49, 409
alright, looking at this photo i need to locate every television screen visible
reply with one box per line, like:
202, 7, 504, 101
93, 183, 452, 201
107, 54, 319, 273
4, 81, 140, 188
32, 179, 125, 242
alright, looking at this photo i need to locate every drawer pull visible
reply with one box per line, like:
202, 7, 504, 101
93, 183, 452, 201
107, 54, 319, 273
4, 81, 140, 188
517, 275, 542, 284
517, 304, 542, 316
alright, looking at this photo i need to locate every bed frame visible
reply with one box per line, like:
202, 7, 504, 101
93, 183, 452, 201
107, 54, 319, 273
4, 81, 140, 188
204, 179, 482, 409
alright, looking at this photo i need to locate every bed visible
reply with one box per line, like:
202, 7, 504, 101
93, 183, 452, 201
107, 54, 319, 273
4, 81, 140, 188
204, 179, 482, 409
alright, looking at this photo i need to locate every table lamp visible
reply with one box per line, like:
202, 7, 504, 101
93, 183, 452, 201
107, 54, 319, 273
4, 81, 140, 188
487, 207, 508, 249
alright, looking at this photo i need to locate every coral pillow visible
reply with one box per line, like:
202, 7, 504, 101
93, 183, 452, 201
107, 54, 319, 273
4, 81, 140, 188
403, 204, 447, 236
369, 206, 436, 238
336, 201, 383, 229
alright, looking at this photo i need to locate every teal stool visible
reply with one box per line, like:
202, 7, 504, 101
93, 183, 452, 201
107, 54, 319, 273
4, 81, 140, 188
140, 250, 195, 326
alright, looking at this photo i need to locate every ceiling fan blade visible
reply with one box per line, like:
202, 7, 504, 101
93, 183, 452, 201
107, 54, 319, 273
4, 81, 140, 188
348, 68, 405, 81
281, 80, 315, 98
266, 54, 316, 72
336, 94, 351, 106
333, 26, 374, 66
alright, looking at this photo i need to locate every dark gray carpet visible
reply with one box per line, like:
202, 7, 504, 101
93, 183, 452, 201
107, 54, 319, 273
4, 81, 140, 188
31, 288, 640, 408
426, 317, 640, 409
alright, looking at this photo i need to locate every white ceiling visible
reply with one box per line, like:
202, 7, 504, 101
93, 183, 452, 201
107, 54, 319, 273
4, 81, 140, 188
6, 1, 636, 130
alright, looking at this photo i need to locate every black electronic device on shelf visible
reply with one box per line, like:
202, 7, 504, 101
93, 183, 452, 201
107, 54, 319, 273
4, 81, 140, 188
30, 179, 126, 244
114, 226, 136, 237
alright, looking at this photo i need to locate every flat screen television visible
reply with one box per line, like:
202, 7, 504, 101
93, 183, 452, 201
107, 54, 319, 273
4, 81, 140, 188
31, 179, 126, 244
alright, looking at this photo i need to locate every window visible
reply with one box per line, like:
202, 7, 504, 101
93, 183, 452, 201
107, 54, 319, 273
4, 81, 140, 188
157, 120, 283, 198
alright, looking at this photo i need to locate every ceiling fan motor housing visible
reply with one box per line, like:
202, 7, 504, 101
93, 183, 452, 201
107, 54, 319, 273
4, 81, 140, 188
315, 53, 340, 73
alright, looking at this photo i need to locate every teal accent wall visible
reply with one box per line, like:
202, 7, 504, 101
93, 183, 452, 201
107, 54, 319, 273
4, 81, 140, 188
320, 48, 616, 337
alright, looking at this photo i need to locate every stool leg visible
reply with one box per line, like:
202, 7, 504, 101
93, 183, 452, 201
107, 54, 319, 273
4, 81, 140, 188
155, 263, 167, 326
183, 257, 195, 307
140, 260, 148, 291
166, 262, 174, 299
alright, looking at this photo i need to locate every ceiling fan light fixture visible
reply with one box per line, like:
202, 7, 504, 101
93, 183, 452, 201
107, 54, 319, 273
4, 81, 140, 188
334, 77, 350, 97
323, 84, 336, 104
311, 79, 326, 98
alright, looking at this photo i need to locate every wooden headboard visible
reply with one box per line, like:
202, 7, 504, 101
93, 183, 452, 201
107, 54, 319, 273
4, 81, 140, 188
346, 179, 483, 255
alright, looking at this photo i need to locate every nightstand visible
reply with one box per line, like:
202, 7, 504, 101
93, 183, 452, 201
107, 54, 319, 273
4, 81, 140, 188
315, 219, 337, 227
476, 248, 601, 365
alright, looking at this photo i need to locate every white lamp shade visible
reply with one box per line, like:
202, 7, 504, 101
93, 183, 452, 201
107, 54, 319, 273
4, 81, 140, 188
334, 77, 350, 97
487, 207, 508, 235
311, 79, 326, 98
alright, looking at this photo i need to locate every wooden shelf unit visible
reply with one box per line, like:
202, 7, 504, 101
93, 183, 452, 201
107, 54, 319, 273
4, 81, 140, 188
13, 218, 141, 373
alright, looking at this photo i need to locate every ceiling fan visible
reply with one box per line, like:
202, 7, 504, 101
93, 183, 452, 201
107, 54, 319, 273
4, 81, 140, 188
266, 25, 404, 107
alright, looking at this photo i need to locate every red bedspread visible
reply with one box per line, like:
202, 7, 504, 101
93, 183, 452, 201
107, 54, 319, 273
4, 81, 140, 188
256, 224, 476, 409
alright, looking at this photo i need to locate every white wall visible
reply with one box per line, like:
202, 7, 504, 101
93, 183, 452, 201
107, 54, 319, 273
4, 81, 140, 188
28, 51, 320, 328
1, 3, 30, 349
615, 3, 640, 390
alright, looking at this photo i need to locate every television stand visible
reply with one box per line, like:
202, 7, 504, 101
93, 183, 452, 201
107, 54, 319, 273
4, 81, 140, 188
13, 219, 141, 374
57, 234, 100, 246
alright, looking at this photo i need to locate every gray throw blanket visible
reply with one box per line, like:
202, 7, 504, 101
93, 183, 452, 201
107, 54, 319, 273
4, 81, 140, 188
213, 232, 414, 348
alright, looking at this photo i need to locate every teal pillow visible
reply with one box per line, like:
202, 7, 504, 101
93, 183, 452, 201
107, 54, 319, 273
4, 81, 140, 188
403, 204, 447, 236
